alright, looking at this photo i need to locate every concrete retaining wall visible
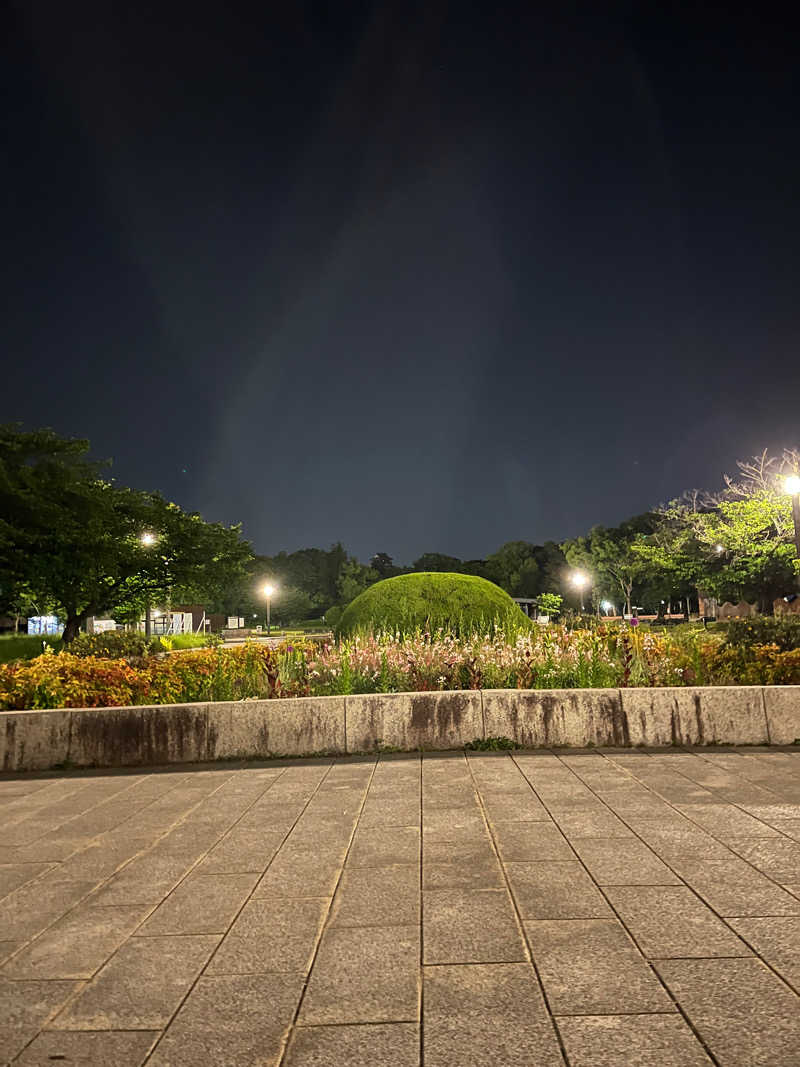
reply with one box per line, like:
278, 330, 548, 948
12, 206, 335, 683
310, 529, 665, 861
1, 686, 799, 772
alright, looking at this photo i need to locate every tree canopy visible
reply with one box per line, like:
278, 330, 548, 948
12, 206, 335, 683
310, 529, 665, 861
0, 426, 252, 640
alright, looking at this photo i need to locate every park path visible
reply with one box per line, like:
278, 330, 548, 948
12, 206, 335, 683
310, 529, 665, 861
4, 747, 800, 1064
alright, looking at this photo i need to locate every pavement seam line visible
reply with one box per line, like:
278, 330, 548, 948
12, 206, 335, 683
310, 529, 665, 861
275, 756, 382, 1066
463, 750, 570, 1067
139, 759, 339, 1065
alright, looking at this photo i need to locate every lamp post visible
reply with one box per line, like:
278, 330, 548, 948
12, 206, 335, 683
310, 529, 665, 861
140, 532, 156, 638
785, 475, 800, 588
570, 571, 588, 612
262, 584, 275, 636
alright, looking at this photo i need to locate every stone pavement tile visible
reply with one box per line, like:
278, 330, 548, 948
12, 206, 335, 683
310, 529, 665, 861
505, 862, 613, 920
738, 803, 800, 824
252, 847, 344, 898
628, 822, 736, 860
597, 791, 678, 819
478, 792, 551, 822
423, 835, 496, 867
423, 888, 526, 964
0, 977, 78, 1066
193, 827, 287, 873
764, 819, 800, 843
571, 839, 681, 885
50, 933, 219, 1029
299, 925, 419, 1024
207, 897, 329, 974
347, 826, 419, 868
360, 795, 420, 827
489, 821, 573, 862
422, 809, 483, 833
729, 916, 800, 988
672, 858, 800, 917
148, 972, 306, 1067
422, 860, 505, 890
727, 838, 800, 881
54, 834, 155, 881
530, 787, 604, 812
330, 865, 419, 928
556, 1013, 713, 1066
0, 942, 19, 964
655, 957, 800, 1066
16, 1030, 158, 1066
136, 872, 259, 935
285, 1023, 420, 1066
606, 886, 752, 959
285, 820, 355, 853
2, 904, 149, 980
423, 962, 563, 1067
237, 804, 305, 836
88, 843, 207, 906
550, 809, 635, 839
526, 918, 674, 1014
675, 803, 780, 839
0, 874, 96, 940
0, 863, 53, 899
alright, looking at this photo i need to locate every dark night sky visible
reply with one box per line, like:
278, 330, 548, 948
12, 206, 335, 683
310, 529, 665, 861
3, 2, 799, 562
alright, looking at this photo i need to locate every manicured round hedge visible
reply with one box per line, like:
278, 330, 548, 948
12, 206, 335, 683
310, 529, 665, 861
336, 572, 532, 638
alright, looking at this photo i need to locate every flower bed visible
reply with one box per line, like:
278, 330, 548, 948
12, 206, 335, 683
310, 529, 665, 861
1, 625, 798, 712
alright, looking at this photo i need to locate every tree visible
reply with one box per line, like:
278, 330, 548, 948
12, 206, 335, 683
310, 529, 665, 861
536, 592, 563, 619
336, 559, 380, 605
370, 553, 399, 579
0, 425, 252, 641
485, 541, 540, 597
562, 517, 655, 616
411, 553, 463, 573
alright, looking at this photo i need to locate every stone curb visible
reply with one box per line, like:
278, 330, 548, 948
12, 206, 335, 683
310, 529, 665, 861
1, 686, 798, 772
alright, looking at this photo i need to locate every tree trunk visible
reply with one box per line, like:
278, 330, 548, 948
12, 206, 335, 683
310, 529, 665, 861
62, 613, 87, 644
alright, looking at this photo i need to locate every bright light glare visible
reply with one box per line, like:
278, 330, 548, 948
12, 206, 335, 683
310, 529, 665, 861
140, 532, 156, 546
715, 544, 724, 553
601, 600, 613, 612
570, 572, 588, 588
785, 475, 800, 496
262, 584, 275, 598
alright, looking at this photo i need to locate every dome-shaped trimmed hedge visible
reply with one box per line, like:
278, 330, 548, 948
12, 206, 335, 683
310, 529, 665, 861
336, 572, 532, 638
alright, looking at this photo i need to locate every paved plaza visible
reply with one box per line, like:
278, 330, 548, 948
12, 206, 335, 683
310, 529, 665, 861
3, 749, 800, 1064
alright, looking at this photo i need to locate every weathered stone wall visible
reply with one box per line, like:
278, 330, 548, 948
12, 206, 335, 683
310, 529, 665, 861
1, 686, 798, 771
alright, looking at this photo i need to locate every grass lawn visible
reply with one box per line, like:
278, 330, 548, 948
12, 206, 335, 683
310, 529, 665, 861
0, 634, 62, 664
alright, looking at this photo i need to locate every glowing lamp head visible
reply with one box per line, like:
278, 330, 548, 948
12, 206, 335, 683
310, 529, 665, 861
571, 572, 588, 588
784, 475, 800, 496
601, 600, 613, 612
262, 584, 275, 598
140, 532, 156, 547
715, 544, 724, 554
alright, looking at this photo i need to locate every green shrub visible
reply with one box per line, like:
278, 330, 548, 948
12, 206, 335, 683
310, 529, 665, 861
323, 606, 343, 630
160, 633, 219, 650
336, 572, 532, 639
723, 616, 800, 652
69, 631, 162, 661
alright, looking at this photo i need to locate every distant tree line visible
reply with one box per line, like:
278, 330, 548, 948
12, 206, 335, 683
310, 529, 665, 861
237, 448, 800, 622
2, 424, 798, 638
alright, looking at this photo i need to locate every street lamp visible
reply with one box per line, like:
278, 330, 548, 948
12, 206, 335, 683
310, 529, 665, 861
262, 584, 276, 636
601, 600, 614, 616
784, 475, 800, 583
140, 532, 157, 637
715, 544, 724, 554
570, 571, 588, 612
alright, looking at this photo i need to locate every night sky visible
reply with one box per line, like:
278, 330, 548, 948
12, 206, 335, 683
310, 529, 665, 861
3, 3, 799, 563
